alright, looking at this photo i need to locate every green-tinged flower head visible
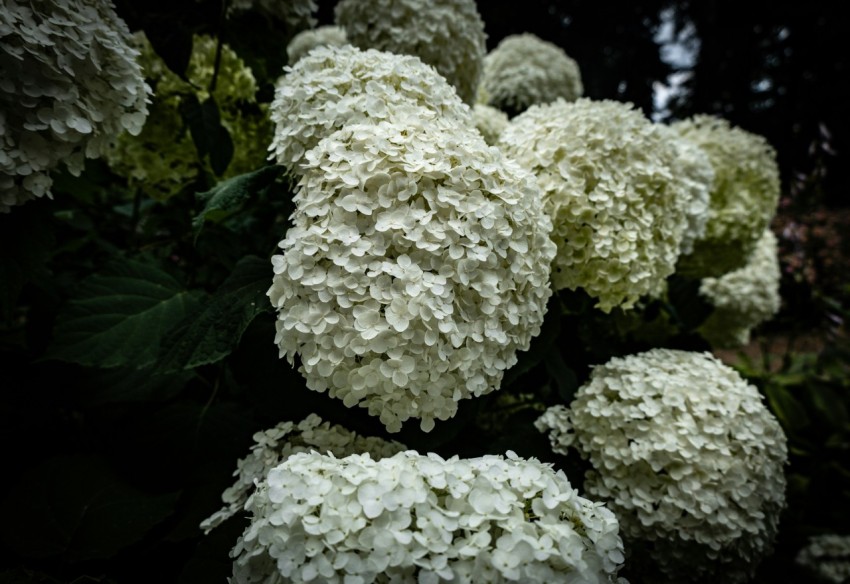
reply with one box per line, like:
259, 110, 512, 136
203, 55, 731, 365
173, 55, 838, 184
479, 33, 583, 116
0, 0, 150, 212
286, 25, 348, 65
105, 34, 273, 201
499, 98, 687, 313
334, 0, 486, 104
537, 349, 788, 583
269, 45, 473, 172
672, 115, 780, 277
699, 228, 781, 347
268, 120, 555, 433
231, 450, 626, 583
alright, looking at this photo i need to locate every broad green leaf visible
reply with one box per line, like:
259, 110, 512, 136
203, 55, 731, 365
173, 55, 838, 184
158, 256, 272, 371
181, 94, 220, 159
80, 365, 192, 404
192, 165, 285, 239
145, 26, 193, 79
209, 123, 234, 177
764, 383, 810, 433
0, 455, 179, 562
48, 257, 202, 368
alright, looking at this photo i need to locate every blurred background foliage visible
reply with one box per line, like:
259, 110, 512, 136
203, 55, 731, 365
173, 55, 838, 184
0, 1, 847, 583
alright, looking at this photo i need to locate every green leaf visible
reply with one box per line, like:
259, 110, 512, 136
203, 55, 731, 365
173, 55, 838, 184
158, 256, 272, 372
0, 455, 179, 562
545, 350, 579, 402
145, 26, 193, 79
180, 94, 219, 159
209, 124, 234, 177
0, 202, 54, 321
764, 383, 811, 433
48, 257, 202, 369
80, 365, 192, 405
192, 165, 285, 239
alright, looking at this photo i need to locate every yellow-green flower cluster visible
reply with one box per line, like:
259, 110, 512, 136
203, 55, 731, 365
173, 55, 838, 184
106, 34, 272, 201
672, 115, 780, 277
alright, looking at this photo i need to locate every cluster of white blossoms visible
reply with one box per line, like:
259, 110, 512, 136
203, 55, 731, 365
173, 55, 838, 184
0, 0, 150, 212
229, 0, 317, 31
796, 534, 850, 584
269, 45, 473, 171
479, 33, 583, 115
499, 98, 687, 312
536, 349, 788, 583
334, 0, 486, 105
286, 25, 348, 65
231, 450, 626, 584
201, 414, 405, 533
472, 104, 510, 145
269, 120, 555, 432
672, 115, 780, 277
699, 228, 782, 347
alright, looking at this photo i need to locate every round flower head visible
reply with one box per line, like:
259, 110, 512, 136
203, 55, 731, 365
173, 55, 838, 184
699, 228, 781, 348
105, 34, 272, 200
286, 25, 348, 64
269, 45, 473, 171
231, 450, 626, 584
473, 103, 509, 145
0, 0, 150, 212
672, 115, 780, 278
268, 121, 556, 433
334, 0, 486, 104
536, 349, 788, 583
228, 0, 317, 31
499, 98, 687, 312
796, 534, 850, 584
200, 414, 405, 533
479, 33, 583, 116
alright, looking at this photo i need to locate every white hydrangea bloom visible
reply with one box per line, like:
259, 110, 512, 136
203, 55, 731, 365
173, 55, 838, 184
269, 45, 473, 171
699, 228, 781, 348
473, 104, 509, 145
0, 0, 150, 212
201, 414, 405, 533
657, 125, 713, 256
499, 99, 687, 312
268, 121, 556, 433
673, 115, 780, 277
231, 450, 627, 584
229, 0, 317, 30
536, 349, 788, 583
334, 0, 486, 104
796, 534, 850, 584
479, 33, 583, 115
286, 25, 348, 64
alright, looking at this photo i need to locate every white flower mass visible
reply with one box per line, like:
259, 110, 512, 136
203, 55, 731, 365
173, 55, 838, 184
536, 349, 788, 583
0, 0, 150, 212
201, 414, 405, 533
479, 33, 584, 114
269, 45, 473, 172
334, 0, 487, 104
472, 103, 510, 145
796, 534, 850, 584
699, 228, 782, 347
231, 450, 626, 584
269, 120, 555, 433
499, 98, 687, 312
286, 25, 349, 65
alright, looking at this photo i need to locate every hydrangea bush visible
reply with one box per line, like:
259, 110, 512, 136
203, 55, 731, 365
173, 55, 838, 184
286, 25, 348, 65
499, 98, 687, 312
479, 33, 583, 115
795, 534, 850, 584
334, 0, 487, 104
472, 103, 510, 145
536, 349, 788, 583
269, 120, 555, 432
0, 0, 150, 212
231, 450, 626, 583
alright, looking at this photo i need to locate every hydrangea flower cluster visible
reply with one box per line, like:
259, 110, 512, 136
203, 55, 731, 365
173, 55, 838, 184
229, 0, 317, 31
672, 115, 780, 277
0, 0, 150, 212
795, 534, 850, 584
105, 34, 272, 200
286, 25, 348, 65
201, 414, 405, 533
699, 228, 781, 348
269, 120, 555, 432
479, 33, 583, 115
473, 104, 509, 145
334, 0, 486, 105
269, 45, 473, 172
536, 349, 788, 583
231, 450, 626, 584
499, 98, 687, 312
